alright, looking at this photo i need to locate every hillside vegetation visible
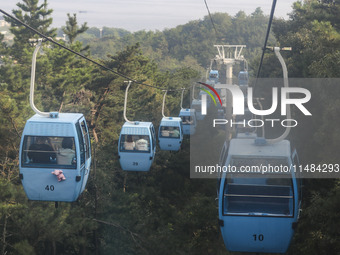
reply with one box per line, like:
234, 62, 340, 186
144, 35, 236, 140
0, 0, 340, 254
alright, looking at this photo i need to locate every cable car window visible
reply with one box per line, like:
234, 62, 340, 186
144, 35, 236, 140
76, 123, 85, 165
120, 135, 150, 153
181, 116, 193, 125
80, 120, 90, 159
22, 136, 76, 169
223, 157, 293, 217
159, 126, 180, 138
192, 103, 201, 112
239, 74, 248, 80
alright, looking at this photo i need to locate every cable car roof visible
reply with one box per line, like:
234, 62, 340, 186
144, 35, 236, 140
160, 117, 182, 126
122, 121, 153, 128
179, 108, 195, 115
27, 113, 84, 124
23, 113, 85, 137
228, 139, 291, 158
191, 99, 201, 105
121, 121, 153, 136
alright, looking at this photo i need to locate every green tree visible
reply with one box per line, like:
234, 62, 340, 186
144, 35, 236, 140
62, 13, 89, 44
5, 0, 56, 60
271, 1, 340, 254
83, 10, 273, 73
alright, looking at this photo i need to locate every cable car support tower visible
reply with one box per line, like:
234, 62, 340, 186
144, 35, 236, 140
213, 45, 246, 86
212, 45, 246, 139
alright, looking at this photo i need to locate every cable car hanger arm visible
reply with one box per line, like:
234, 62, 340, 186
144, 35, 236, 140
266, 47, 292, 144
162, 90, 168, 118
123, 81, 135, 124
30, 40, 50, 117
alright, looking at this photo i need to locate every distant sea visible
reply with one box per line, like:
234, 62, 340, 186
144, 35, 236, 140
2, 0, 295, 32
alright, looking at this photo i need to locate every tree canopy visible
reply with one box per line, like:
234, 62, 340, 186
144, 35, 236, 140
0, 0, 340, 254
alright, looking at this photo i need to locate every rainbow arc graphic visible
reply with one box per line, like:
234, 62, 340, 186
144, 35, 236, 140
197, 82, 222, 106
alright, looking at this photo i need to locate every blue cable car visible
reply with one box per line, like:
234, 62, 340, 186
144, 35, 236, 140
178, 89, 196, 135
191, 99, 204, 121
19, 40, 91, 202
19, 113, 91, 202
158, 90, 183, 151
118, 121, 156, 171
218, 138, 301, 253
238, 71, 249, 86
158, 117, 183, 151
207, 70, 220, 85
179, 108, 196, 135
118, 81, 157, 171
199, 90, 212, 108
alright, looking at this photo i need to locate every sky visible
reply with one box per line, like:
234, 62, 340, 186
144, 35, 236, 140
2, 0, 297, 32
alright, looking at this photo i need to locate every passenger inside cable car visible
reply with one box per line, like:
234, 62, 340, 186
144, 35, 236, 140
57, 137, 76, 165
135, 136, 149, 151
160, 126, 180, 138
181, 116, 193, 125
120, 135, 150, 152
123, 135, 135, 150
169, 126, 180, 138
23, 136, 77, 169
27, 136, 56, 163
210, 73, 218, 79
160, 126, 170, 137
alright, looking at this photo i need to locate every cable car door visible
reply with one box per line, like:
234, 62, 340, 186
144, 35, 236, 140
80, 118, 91, 192
150, 125, 156, 157
75, 119, 91, 194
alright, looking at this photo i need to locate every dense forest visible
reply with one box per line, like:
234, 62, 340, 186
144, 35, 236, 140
0, 0, 340, 254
